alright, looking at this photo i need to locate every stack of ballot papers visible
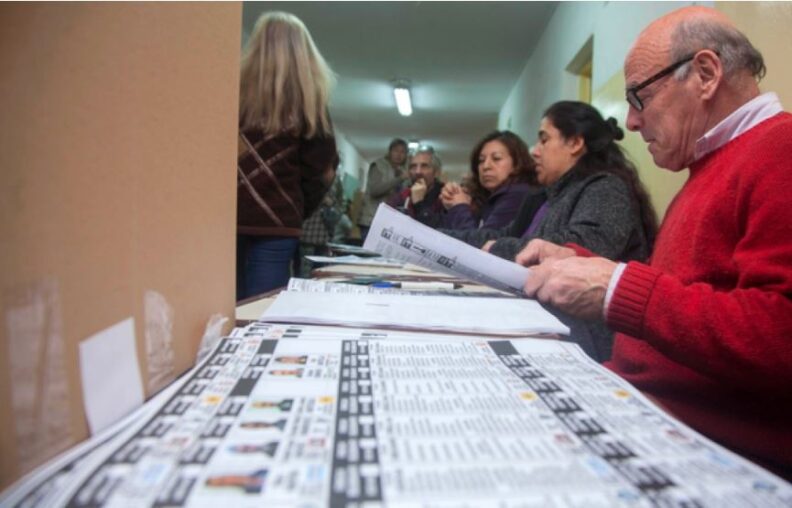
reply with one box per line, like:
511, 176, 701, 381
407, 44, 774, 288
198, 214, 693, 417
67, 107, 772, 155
304, 254, 405, 268
3, 323, 790, 507
260, 288, 569, 336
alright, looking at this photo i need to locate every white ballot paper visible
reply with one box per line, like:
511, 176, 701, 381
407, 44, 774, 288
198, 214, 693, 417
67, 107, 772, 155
286, 277, 509, 298
305, 254, 405, 268
326, 242, 380, 257
16, 323, 789, 507
260, 289, 570, 336
363, 203, 531, 294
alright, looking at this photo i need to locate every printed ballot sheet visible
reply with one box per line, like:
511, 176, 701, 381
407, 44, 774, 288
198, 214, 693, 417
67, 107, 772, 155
10, 323, 789, 508
363, 204, 531, 294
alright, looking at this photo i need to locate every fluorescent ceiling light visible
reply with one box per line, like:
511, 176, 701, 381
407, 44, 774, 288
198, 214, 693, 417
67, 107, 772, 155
393, 85, 412, 116
408, 141, 420, 151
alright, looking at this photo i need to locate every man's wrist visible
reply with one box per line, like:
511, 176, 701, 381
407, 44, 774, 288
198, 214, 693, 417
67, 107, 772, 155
603, 262, 627, 320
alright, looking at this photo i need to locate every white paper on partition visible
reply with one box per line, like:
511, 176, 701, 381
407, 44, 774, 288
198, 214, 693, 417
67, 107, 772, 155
78, 317, 144, 435
260, 289, 569, 336
363, 203, 531, 294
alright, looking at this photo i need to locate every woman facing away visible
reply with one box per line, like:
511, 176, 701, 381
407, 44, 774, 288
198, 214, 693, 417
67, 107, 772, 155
236, 12, 339, 301
448, 101, 657, 265
440, 130, 539, 230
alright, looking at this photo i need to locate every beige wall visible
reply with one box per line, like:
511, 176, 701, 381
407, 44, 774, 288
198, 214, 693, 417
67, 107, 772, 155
593, 73, 689, 220
0, 3, 241, 487
717, 2, 792, 107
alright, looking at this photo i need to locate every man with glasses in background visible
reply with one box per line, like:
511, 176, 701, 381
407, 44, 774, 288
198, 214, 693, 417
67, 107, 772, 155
515, 6, 792, 479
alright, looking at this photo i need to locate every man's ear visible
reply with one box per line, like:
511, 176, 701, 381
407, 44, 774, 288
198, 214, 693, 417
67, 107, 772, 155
694, 49, 722, 101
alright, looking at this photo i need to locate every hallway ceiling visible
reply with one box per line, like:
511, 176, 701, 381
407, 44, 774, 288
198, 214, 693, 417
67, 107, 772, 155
242, 1, 558, 177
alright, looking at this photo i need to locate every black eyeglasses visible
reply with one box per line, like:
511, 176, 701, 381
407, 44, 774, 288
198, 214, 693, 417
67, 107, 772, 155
625, 54, 695, 111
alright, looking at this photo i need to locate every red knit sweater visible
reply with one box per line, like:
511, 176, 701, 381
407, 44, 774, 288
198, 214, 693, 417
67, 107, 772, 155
606, 113, 792, 473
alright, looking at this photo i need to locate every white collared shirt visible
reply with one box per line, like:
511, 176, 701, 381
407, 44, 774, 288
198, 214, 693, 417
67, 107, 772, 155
694, 92, 783, 160
603, 92, 785, 317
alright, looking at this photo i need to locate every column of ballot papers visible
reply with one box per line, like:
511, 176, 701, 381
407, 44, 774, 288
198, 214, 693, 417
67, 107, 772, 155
2, 206, 791, 507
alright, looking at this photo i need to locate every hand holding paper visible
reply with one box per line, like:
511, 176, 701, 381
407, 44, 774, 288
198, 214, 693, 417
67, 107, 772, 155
363, 204, 531, 295
523, 256, 617, 320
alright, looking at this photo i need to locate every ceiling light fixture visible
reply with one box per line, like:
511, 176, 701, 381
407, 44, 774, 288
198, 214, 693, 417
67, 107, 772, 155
392, 80, 413, 117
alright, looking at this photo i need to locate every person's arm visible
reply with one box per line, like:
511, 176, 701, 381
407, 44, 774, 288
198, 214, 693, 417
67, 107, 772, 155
440, 189, 545, 248
440, 225, 510, 247
479, 186, 532, 229
526, 159, 792, 393
607, 160, 792, 392
527, 175, 639, 260
299, 136, 338, 219
366, 161, 404, 198
488, 237, 526, 260
444, 204, 478, 230
412, 196, 445, 229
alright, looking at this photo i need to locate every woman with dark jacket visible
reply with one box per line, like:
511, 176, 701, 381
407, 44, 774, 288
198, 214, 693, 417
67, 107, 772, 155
441, 130, 538, 230
236, 12, 338, 300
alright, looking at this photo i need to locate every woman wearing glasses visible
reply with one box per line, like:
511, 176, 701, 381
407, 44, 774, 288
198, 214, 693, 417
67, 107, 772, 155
449, 100, 657, 266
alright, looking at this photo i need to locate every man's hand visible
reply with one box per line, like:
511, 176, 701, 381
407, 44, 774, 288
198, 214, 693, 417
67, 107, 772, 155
523, 257, 617, 321
410, 179, 428, 204
440, 182, 472, 209
515, 239, 576, 267
481, 240, 495, 252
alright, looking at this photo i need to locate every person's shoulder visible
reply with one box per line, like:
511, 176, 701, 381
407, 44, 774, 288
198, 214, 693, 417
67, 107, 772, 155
504, 182, 535, 193
760, 111, 792, 139
369, 156, 389, 169
576, 171, 631, 198
302, 131, 336, 145
735, 112, 792, 163
576, 170, 625, 187
491, 182, 534, 200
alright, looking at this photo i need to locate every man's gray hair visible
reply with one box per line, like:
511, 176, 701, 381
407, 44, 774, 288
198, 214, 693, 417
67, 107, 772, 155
411, 146, 442, 172
671, 18, 765, 82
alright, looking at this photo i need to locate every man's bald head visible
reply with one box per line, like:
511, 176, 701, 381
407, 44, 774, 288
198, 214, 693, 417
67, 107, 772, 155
627, 6, 764, 86
623, 6, 765, 171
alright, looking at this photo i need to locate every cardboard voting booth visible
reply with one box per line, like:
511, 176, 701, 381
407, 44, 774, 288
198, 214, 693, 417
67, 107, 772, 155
0, 3, 242, 489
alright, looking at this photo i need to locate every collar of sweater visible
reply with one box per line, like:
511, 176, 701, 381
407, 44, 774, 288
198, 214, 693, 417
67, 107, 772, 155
544, 165, 600, 200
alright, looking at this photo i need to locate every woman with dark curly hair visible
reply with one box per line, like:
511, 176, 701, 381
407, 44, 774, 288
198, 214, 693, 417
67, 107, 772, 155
440, 130, 539, 230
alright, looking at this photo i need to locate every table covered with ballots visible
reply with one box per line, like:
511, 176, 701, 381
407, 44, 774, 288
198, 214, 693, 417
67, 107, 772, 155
3, 321, 790, 507
4, 205, 791, 507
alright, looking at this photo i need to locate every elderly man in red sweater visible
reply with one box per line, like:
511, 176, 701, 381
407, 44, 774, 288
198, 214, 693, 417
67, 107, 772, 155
517, 6, 792, 479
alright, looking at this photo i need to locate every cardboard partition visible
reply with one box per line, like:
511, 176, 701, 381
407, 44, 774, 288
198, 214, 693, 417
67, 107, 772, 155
0, 2, 241, 488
